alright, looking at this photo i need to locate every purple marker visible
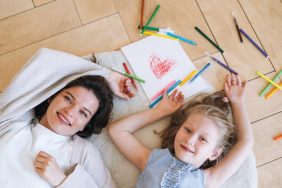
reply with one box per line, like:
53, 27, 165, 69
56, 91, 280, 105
239, 28, 269, 59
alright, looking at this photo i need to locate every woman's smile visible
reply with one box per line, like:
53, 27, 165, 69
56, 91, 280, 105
57, 112, 71, 126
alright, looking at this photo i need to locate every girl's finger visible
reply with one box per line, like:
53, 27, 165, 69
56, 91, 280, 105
175, 92, 184, 103
231, 74, 236, 85
226, 74, 232, 87
168, 89, 178, 101
236, 75, 242, 86
224, 82, 230, 93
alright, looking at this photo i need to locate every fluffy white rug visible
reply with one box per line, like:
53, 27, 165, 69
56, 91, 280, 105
85, 51, 257, 188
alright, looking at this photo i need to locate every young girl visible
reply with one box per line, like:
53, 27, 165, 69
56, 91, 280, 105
108, 74, 254, 188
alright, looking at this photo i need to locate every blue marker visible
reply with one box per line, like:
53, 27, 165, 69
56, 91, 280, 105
149, 80, 182, 108
190, 63, 211, 83
166, 32, 197, 45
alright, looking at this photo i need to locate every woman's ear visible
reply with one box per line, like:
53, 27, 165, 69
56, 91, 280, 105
209, 147, 223, 161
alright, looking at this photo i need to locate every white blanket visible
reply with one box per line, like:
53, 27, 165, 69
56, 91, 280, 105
0, 48, 257, 188
89, 51, 258, 188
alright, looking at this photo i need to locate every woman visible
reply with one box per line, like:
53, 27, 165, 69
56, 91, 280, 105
0, 48, 134, 188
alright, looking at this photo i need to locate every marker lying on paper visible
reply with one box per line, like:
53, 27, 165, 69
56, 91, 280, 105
190, 63, 211, 83
150, 80, 176, 102
179, 70, 197, 86
149, 80, 181, 108
111, 67, 145, 83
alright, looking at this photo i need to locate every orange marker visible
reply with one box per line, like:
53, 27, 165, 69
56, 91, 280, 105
273, 133, 282, 141
265, 82, 282, 99
140, 0, 145, 27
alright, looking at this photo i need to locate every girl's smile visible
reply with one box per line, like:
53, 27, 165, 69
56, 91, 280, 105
174, 113, 221, 167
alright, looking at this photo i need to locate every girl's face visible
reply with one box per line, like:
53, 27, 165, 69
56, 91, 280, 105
40, 86, 99, 136
174, 113, 222, 167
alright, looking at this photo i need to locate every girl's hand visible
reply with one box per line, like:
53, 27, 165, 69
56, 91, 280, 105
34, 151, 66, 187
156, 89, 184, 116
224, 74, 247, 105
106, 71, 135, 99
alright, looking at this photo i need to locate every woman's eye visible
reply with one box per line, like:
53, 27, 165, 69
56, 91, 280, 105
80, 111, 88, 118
64, 96, 72, 103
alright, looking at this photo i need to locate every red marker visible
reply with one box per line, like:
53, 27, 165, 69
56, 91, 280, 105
122, 63, 138, 90
273, 133, 282, 141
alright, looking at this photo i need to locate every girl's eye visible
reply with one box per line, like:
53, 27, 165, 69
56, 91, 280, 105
80, 111, 88, 118
200, 137, 208, 143
184, 127, 191, 133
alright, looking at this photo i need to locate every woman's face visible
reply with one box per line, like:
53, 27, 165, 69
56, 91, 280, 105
40, 86, 99, 136
174, 113, 222, 167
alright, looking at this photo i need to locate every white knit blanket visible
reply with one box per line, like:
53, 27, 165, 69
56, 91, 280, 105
90, 51, 258, 188
0, 48, 257, 188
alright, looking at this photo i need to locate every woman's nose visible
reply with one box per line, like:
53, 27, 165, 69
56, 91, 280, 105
65, 105, 77, 117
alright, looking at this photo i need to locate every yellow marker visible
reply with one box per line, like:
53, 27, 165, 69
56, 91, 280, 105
180, 70, 197, 86
265, 82, 282, 99
256, 71, 282, 90
143, 31, 177, 40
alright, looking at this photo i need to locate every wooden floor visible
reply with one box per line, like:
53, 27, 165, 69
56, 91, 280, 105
1, 0, 281, 187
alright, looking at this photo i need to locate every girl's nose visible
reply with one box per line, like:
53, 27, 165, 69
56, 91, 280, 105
187, 135, 195, 146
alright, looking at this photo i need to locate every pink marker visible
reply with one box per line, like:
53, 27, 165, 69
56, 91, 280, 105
150, 80, 176, 102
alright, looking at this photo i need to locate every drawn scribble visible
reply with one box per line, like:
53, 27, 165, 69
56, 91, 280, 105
149, 54, 176, 79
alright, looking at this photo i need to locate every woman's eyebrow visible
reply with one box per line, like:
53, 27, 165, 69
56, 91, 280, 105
65, 91, 92, 116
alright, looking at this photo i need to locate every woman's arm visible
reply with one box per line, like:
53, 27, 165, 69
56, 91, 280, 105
108, 90, 183, 171
205, 74, 254, 187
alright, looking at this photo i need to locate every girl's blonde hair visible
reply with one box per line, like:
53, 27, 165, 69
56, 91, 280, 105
160, 91, 236, 169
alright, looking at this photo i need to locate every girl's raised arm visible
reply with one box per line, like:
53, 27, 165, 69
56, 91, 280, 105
205, 74, 254, 187
108, 90, 183, 171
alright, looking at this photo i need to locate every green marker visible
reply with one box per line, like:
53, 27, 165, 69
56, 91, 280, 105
138, 25, 160, 32
195, 26, 224, 53
141, 4, 161, 34
111, 67, 145, 83
259, 70, 282, 96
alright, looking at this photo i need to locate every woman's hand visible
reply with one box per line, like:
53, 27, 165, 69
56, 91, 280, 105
34, 151, 66, 187
106, 71, 135, 99
156, 89, 184, 116
224, 74, 247, 105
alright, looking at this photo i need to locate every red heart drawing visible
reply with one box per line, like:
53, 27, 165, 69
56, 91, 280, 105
149, 54, 176, 79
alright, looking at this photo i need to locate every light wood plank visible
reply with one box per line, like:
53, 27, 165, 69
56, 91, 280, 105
0, 0, 81, 56
252, 112, 282, 166
197, 0, 273, 81
113, 0, 217, 60
0, 0, 34, 20
193, 52, 229, 91
74, 0, 117, 24
239, 0, 282, 71
33, 0, 54, 6
0, 14, 129, 91
245, 72, 282, 122
257, 158, 282, 188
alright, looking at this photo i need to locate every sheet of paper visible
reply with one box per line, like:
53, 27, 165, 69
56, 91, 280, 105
121, 36, 207, 100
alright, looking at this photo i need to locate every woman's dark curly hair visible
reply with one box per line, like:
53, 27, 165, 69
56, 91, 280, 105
35, 75, 114, 138
160, 91, 236, 169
